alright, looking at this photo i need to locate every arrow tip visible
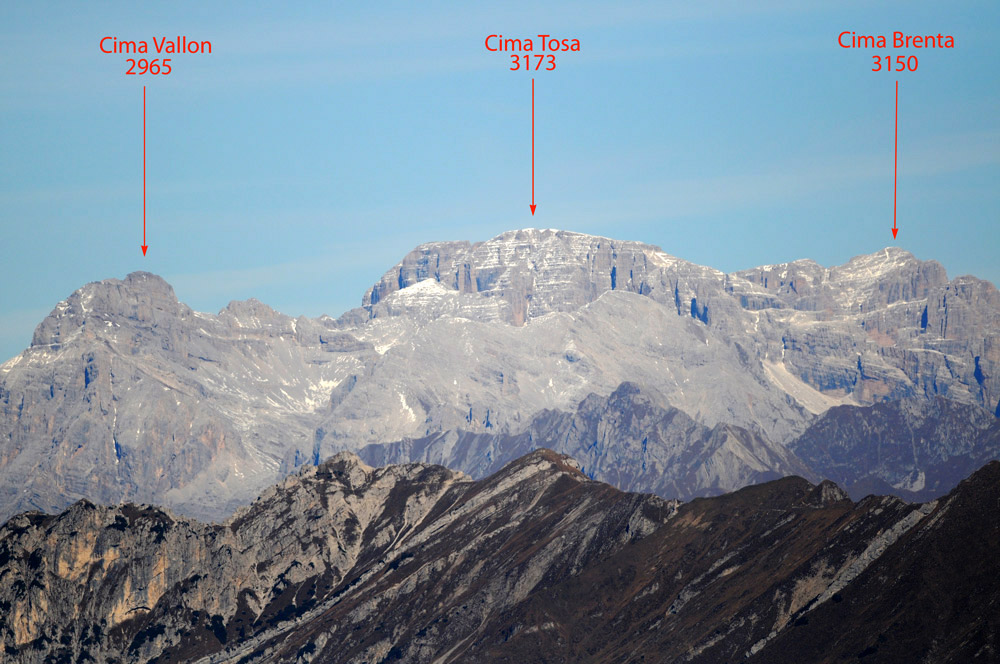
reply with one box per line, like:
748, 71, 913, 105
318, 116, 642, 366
141, 245, 148, 256
529, 204, 537, 216
891, 228, 898, 239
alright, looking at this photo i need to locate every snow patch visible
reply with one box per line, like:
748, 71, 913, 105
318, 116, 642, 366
892, 470, 926, 493
0, 354, 24, 373
398, 392, 417, 423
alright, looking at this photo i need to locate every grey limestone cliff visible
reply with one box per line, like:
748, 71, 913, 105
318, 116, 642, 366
0, 229, 997, 522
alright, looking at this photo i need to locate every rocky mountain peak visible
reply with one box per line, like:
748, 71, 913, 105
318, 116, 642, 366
219, 297, 286, 328
121, 270, 175, 292
362, 228, 687, 325
732, 246, 949, 314
574, 381, 651, 414
807, 479, 851, 506
498, 447, 587, 480
838, 245, 918, 270
831, 247, 946, 309
29, 271, 183, 350
608, 380, 643, 399
318, 450, 376, 487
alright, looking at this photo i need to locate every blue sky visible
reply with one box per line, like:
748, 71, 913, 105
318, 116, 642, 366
1, 1, 998, 361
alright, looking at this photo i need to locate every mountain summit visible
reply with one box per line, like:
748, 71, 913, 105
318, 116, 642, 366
0, 230, 997, 521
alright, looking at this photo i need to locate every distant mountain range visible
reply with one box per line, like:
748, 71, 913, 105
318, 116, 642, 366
1, 229, 998, 521
356, 384, 1000, 506
1, 450, 996, 662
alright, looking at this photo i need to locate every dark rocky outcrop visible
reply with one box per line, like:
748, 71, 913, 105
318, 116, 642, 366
1, 451, 996, 663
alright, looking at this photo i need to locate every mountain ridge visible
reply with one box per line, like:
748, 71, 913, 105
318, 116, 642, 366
354, 381, 819, 501
790, 395, 1000, 501
1, 228, 997, 522
1, 449, 996, 663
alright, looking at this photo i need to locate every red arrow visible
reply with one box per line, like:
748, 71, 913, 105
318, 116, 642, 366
141, 85, 148, 255
530, 77, 536, 215
892, 80, 898, 240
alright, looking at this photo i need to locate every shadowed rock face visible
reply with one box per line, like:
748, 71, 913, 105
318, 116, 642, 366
742, 461, 1000, 664
790, 396, 1000, 501
356, 382, 818, 501
1, 451, 996, 663
355, 385, 998, 506
1, 230, 998, 523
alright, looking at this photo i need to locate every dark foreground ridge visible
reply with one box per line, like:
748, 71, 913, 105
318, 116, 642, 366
0, 452, 997, 663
